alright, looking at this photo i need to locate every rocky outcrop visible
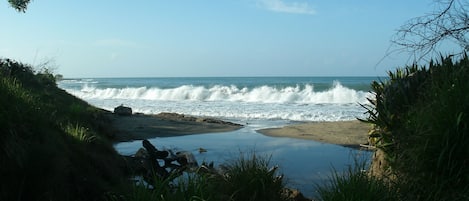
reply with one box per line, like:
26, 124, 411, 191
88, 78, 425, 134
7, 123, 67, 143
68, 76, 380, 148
114, 105, 132, 116
155, 112, 243, 127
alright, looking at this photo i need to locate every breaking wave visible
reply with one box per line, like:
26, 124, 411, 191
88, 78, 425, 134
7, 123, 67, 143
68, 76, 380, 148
65, 81, 369, 105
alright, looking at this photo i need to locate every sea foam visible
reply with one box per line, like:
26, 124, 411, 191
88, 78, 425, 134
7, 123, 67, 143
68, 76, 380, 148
71, 82, 368, 104
61, 79, 371, 122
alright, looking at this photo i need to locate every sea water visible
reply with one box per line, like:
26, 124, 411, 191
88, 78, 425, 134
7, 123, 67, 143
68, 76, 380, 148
58, 77, 378, 198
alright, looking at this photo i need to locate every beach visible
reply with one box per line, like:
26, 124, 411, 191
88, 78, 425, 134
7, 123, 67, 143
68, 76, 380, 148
257, 120, 370, 148
109, 112, 370, 148
109, 112, 244, 142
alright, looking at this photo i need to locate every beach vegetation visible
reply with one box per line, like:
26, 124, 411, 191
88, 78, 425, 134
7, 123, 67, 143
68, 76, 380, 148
360, 55, 469, 200
64, 123, 97, 143
121, 153, 287, 201
0, 58, 127, 201
315, 161, 397, 201
212, 153, 285, 201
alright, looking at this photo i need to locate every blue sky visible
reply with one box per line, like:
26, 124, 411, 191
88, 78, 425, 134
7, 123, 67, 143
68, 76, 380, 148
1, 1, 436, 77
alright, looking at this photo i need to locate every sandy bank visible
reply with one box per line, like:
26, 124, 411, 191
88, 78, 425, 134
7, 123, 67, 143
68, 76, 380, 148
257, 120, 370, 148
109, 112, 243, 142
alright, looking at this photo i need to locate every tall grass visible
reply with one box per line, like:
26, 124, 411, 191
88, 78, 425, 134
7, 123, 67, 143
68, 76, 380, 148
315, 162, 397, 201
216, 153, 284, 201
64, 123, 96, 143
125, 173, 213, 201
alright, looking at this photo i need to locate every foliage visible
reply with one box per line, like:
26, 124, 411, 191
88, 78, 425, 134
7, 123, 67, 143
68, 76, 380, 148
316, 162, 397, 201
0, 58, 127, 201
121, 153, 287, 201
214, 153, 285, 201
361, 55, 469, 200
123, 173, 213, 201
64, 123, 97, 143
8, 0, 31, 12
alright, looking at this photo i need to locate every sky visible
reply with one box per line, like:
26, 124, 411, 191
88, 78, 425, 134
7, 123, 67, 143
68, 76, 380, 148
0, 0, 440, 78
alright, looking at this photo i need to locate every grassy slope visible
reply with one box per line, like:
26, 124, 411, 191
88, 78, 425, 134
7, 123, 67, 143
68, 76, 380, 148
0, 59, 127, 201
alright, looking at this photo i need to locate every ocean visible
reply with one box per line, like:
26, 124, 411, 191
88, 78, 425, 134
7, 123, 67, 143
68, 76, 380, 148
58, 76, 375, 123
58, 76, 378, 198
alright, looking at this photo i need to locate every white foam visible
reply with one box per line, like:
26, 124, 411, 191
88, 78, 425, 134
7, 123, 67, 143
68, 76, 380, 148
67, 82, 368, 105
61, 81, 370, 122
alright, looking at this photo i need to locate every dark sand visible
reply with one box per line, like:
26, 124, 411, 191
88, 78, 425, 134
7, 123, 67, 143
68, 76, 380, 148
109, 112, 243, 142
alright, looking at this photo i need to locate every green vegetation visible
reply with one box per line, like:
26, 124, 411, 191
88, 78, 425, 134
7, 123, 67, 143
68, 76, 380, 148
5, 53, 468, 200
0, 59, 127, 201
0, 60, 291, 201
7, 0, 31, 12
121, 153, 286, 201
356, 55, 469, 201
315, 55, 469, 201
316, 162, 397, 201
213, 153, 285, 201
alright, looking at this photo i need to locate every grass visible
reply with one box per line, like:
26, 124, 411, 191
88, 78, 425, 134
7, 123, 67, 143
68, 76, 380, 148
215, 153, 285, 201
64, 123, 96, 143
0, 59, 127, 201
315, 162, 397, 201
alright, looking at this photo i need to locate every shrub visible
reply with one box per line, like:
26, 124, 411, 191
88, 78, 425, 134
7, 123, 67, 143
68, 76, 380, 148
362, 55, 469, 200
214, 153, 285, 201
316, 162, 397, 201
0, 58, 127, 201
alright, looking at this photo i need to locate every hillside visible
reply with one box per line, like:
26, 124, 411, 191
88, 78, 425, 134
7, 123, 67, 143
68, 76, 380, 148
0, 59, 127, 201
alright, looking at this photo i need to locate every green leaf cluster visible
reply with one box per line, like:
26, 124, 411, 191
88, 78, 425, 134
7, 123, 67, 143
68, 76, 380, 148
362, 55, 469, 200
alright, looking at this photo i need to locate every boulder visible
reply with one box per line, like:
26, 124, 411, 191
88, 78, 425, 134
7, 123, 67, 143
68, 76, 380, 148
114, 105, 132, 116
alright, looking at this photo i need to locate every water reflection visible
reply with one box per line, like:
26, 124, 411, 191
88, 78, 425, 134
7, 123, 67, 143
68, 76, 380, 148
114, 127, 372, 198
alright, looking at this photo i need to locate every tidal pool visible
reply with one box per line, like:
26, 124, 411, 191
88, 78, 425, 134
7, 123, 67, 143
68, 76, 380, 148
114, 126, 371, 198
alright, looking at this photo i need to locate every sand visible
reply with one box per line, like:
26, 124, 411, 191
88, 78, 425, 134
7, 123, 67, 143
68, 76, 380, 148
257, 120, 371, 148
109, 112, 371, 148
109, 112, 243, 142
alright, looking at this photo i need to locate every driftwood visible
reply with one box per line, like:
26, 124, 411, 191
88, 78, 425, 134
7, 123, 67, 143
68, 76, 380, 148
126, 139, 200, 184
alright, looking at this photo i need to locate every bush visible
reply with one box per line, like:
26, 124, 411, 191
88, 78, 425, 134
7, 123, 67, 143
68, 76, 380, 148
214, 153, 284, 201
362, 55, 469, 200
122, 153, 286, 201
316, 162, 397, 201
0, 58, 126, 201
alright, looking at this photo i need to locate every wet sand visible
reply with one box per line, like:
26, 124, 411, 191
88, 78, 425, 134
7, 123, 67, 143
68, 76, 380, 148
109, 112, 243, 142
257, 120, 371, 148
109, 112, 370, 148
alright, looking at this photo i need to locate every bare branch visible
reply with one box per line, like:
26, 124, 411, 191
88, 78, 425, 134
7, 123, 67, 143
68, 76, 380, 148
389, 0, 469, 61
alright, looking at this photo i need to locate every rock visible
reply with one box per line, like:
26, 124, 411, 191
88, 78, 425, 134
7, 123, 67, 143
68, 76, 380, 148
114, 105, 132, 116
155, 112, 243, 127
198, 147, 207, 153
281, 188, 312, 201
